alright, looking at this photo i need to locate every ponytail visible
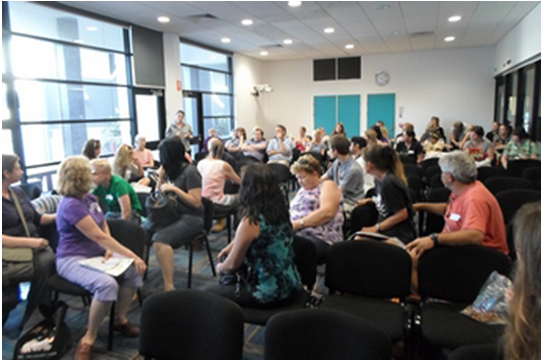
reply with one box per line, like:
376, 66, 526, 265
364, 145, 407, 185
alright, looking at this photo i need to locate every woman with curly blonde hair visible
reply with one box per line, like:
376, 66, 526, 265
113, 144, 144, 182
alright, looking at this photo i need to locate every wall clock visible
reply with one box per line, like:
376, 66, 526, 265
375, 71, 390, 86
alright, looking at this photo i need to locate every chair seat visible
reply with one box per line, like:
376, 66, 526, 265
242, 289, 310, 326
320, 295, 405, 342
47, 274, 91, 296
421, 302, 505, 350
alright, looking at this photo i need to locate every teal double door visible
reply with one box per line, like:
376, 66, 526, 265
314, 93, 396, 138
314, 95, 360, 137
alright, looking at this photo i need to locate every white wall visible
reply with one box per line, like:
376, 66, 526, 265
260, 47, 496, 139
495, 3, 541, 75
233, 54, 266, 134
163, 33, 183, 123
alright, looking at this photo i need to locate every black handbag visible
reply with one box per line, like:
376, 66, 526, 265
143, 191, 183, 232
2, 188, 34, 287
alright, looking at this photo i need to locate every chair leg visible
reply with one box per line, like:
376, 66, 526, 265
204, 235, 216, 277
108, 301, 116, 351
227, 215, 232, 244
137, 288, 143, 307
188, 242, 194, 289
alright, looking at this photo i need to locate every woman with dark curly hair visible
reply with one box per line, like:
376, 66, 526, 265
209, 163, 301, 307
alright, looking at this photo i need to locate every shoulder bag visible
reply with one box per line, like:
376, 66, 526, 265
143, 191, 184, 232
2, 188, 35, 287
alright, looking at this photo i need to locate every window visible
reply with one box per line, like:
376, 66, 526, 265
4, 2, 133, 190
180, 42, 234, 143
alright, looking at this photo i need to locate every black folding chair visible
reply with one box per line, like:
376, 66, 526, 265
484, 176, 534, 196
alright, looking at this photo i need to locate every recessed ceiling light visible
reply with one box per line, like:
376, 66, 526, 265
260, 51, 268, 56
324, 27, 335, 34
374, 4, 390, 11
448, 15, 462, 22
283, 39, 293, 45
157, 16, 170, 23
241, 19, 253, 26
288, 1, 302, 7
345, 44, 354, 49
444, 36, 456, 42
86, 26, 98, 32
221, 37, 231, 43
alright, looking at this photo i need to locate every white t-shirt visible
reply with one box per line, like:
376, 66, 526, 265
355, 155, 375, 195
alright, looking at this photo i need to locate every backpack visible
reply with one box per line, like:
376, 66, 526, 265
13, 302, 72, 360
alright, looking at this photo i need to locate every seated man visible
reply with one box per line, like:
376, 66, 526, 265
322, 135, 365, 216
90, 159, 143, 223
406, 151, 508, 259
267, 124, 294, 168
241, 126, 267, 162
500, 127, 539, 169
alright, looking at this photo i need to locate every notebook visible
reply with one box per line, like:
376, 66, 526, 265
79, 256, 134, 277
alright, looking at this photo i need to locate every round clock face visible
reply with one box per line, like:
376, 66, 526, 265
375, 71, 390, 86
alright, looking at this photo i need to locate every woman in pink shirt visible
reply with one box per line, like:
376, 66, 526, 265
132, 134, 155, 168
197, 139, 241, 232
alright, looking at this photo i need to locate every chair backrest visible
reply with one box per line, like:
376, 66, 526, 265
407, 175, 424, 202
425, 165, 441, 183
507, 159, 541, 177
201, 197, 215, 234
292, 236, 318, 289
265, 309, 391, 360
421, 187, 451, 236
140, 290, 244, 360
107, 219, 145, 258
495, 189, 541, 260
484, 176, 534, 196
522, 166, 541, 186
404, 164, 423, 179
325, 241, 411, 298
476, 166, 507, 183
137, 192, 149, 217
401, 155, 417, 166
267, 163, 291, 183
418, 245, 512, 304
421, 158, 440, 175
17, 183, 41, 200
429, 173, 444, 189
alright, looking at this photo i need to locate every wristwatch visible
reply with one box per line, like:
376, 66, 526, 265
430, 233, 439, 246
375, 223, 381, 232
299, 218, 305, 229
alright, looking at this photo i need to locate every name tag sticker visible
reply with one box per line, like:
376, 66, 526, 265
449, 213, 461, 221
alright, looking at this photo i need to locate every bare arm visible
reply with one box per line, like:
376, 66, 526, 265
364, 208, 409, 233
161, 184, 202, 209
223, 163, 241, 184
2, 234, 48, 249
217, 218, 259, 274
413, 202, 447, 216
40, 213, 56, 225
406, 229, 484, 258
292, 181, 341, 231
117, 194, 133, 220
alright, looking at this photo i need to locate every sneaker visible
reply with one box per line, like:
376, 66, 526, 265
211, 219, 227, 233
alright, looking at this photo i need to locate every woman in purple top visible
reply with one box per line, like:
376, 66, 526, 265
55, 156, 146, 360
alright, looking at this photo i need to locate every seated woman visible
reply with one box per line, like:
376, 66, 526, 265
370, 125, 389, 145
450, 121, 466, 150
113, 144, 144, 182
197, 139, 241, 232
209, 163, 301, 307
294, 126, 310, 152
82, 139, 101, 160
331, 122, 347, 137
148, 137, 204, 291
463, 125, 494, 167
352, 145, 416, 245
306, 129, 327, 157
55, 156, 146, 359
290, 155, 344, 263
2, 154, 55, 327
90, 159, 143, 223
420, 116, 446, 143
422, 132, 447, 156
132, 134, 155, 168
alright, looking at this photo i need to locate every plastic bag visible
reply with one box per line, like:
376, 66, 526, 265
460, 271, 512, 325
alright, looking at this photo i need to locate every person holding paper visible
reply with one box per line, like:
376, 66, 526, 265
55, 156, 146, 360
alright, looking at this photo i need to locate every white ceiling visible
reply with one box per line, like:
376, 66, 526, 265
60, 1, 539, 61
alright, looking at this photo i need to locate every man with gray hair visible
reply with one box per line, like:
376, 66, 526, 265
406, 151, 507, 258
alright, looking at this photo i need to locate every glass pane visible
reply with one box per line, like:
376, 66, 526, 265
2, 129, 14, 154
135, 94, 160, 142
203, 117, 234, 140
203, 94, 232, 117
2, 83, 10, 121
11, 36, 128, 85
26, 164, 60, 193
522, 67, 535, 133
507, 73, 518, 125
182, 67, 230, 93
180, 42, 229, 72
16, 80, 130, 122
21, 121, 131, 166
9, 2, 125, 51
182, 96, 199, 155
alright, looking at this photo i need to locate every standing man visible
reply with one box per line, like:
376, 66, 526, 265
322, 135, 365, 216
165, 110, 193, 155
267, 125, 294, 168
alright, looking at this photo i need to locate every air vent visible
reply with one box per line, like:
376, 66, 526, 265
186, 14, 219, 22
262, 44, 283, 49
410, 31, 435, 38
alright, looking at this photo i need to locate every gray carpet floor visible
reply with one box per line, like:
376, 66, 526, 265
2, 229, 265, 360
